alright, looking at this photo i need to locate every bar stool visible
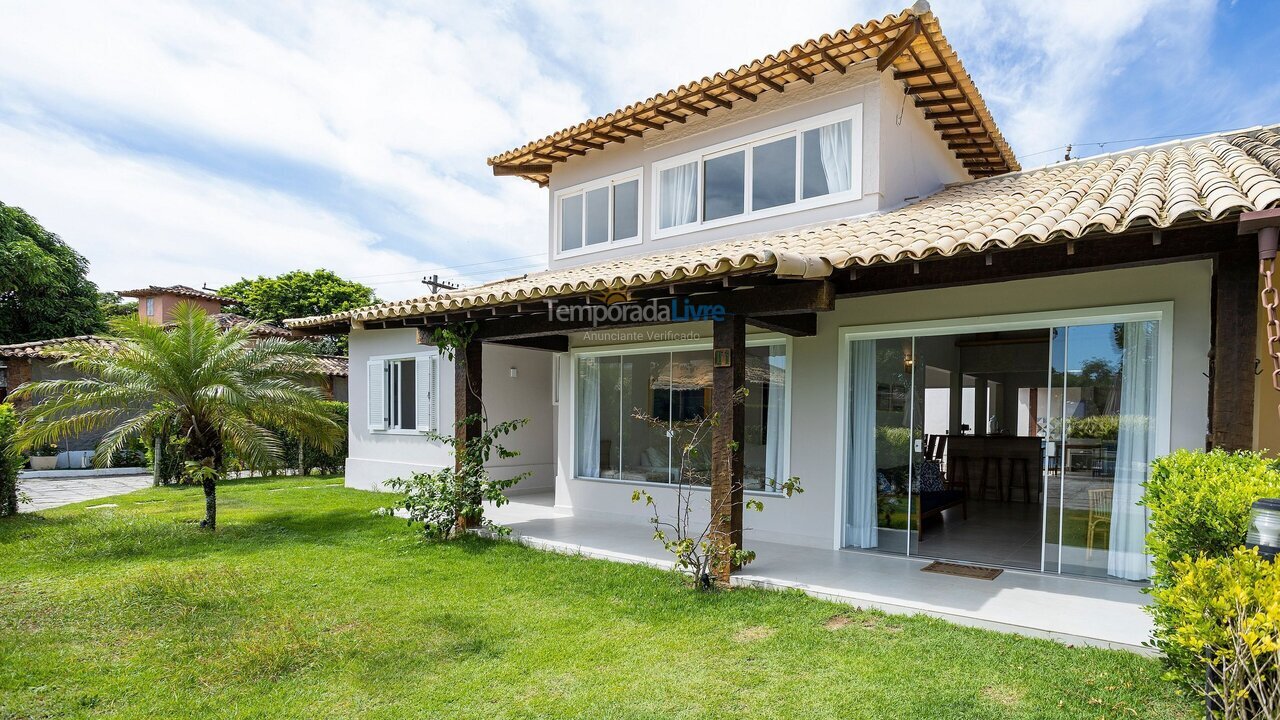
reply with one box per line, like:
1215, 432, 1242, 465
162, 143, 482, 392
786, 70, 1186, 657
977, 456, 1004, 502
951, 455, 973, 495
1007, 457, 1035, 504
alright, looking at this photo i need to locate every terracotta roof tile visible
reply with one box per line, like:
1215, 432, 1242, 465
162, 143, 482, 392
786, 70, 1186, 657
287, 125, 1280, 330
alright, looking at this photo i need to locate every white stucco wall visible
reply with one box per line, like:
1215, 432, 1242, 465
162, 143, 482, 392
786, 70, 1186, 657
543, 61, 968, 272
555, 261, 1213, 549
345, 327, 555, 494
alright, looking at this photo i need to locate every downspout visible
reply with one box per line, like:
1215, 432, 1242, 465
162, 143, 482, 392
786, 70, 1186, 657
1240, 209, 1280, 422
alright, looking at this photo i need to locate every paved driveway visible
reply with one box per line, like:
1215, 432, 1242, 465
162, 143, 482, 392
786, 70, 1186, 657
19, 474, 155, 512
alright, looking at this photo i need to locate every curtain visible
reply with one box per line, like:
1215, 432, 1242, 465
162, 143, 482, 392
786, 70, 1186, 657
659, 162, 698, 229
576, 357, 601, 478
846, 340, 878, 548
1110, 321, 1157, 581
764, 357, 785, 492
819, 120, 852, 195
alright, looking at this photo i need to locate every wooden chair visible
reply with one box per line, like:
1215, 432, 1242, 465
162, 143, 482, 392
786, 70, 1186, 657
1086, 487, 1113, 559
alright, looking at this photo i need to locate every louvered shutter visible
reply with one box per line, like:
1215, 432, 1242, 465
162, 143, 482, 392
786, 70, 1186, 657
415, 355, 437, 432
367, 359, 387, 431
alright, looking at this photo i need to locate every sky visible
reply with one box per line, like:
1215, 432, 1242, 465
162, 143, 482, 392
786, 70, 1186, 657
2, 0, 1279, 303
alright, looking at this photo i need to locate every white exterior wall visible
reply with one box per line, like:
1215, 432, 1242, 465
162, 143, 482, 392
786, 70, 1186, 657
547, 61, 901, 267
345, 327, 555, 494
554, 261, 1213, 549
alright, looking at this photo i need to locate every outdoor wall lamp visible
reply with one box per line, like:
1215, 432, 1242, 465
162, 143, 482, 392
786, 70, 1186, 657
1246, 498, 1280, 561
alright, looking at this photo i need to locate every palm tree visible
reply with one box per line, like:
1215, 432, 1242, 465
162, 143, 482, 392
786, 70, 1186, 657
10, 303, 343, 529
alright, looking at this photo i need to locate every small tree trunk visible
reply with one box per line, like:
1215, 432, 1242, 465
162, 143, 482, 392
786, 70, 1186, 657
201, 477, 217, 530
152, 435, 163, 487
2, 479, 17, 517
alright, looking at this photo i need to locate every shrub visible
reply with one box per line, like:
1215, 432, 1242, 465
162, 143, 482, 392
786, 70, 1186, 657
1144, 449, 1280, 584
0, 404, 25, 516
1143, 449, 1280, 689
1150, 548, 1280, 710
386, 415, 529, 540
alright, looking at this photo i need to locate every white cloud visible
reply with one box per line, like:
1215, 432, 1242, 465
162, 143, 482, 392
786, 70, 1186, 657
0, 0, 1231, 309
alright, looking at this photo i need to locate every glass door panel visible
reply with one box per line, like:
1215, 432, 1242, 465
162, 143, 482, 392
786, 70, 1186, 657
845, 337, 915, 553
1044, 321, 1158, 579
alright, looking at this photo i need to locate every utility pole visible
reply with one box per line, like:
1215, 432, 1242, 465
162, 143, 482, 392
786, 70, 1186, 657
422, 274, 459, 294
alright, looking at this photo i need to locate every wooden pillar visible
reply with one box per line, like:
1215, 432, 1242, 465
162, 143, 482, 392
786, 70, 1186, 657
711, 314, 746, 584
1208, 241, 1258, 450
454, 340, 483, 472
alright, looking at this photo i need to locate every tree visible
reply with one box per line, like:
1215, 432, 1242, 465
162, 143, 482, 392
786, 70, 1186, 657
0, 203, 105, 344
97, 292, 137, 322
10, 304, 343, 530
220, 268, 376, 324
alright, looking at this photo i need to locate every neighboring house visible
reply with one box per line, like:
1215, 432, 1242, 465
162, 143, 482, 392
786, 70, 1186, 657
287, 3, 1280, 587
1, 285, 349, 467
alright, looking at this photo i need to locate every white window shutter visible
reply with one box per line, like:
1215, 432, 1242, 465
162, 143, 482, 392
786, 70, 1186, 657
415, 355, 435, 433
367, 359, 386, 431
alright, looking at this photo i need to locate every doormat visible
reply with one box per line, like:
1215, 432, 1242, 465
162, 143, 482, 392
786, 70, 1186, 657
921, 561, 1003, 580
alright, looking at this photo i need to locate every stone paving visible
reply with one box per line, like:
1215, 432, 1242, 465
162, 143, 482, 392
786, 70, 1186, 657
18, 474, 155, 513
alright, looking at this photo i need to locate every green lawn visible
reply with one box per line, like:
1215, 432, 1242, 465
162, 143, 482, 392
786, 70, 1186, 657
0, 477, 1192, 719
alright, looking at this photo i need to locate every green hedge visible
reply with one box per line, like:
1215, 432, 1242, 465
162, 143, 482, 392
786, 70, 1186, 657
1143, 449, 1280, 687
0, 404, 24, 516
150, 401, 347, 483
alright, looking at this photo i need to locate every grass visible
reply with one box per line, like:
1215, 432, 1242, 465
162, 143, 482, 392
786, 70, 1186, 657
0, 477, 1194, 719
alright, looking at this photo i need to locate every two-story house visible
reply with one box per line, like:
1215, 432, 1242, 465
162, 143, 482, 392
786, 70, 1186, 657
287, 2, 1280, 642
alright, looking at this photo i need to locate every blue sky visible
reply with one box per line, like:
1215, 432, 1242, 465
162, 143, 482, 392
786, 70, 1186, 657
1, 0, 1278, 301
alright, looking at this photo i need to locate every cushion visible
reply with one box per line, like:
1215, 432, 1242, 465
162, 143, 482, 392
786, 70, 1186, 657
914, 459, 944, 492
642, 447, 665, 468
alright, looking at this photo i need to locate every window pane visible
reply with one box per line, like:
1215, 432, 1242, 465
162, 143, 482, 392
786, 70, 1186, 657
399, 359, 416, 430
612, 179, 639, 241
621, 352, 672, 484
803, 119, 853, 199
667, 350, 712, 486
576, 356, 622, 479
744, 344, 786, 491
560, 194, 583, 251
658, 162, 698, 229
585, 187, 610, 246
751, 136, 796, 211
704, 151, 745, 221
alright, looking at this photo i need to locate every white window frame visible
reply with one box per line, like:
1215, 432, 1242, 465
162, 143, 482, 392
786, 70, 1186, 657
652, 104, 863, 240
830, 302, 1176, 553
368, 351, 439, 435
553, 168, 643, 260
567, 334, 793, 496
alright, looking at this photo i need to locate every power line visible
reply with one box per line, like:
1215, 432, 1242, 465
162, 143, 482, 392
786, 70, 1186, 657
346, 251, 547, 281
1016, 127, 1244, 162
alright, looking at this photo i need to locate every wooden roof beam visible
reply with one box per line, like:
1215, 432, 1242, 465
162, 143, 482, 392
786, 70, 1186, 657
947, 140, 995, 150
728, 83, 758, 102
877, 19, 921, 72
631, 116, 665, 131
702, 91, 734, 109
756, 73, 786, 93
788, 61, 815, 84
673, 99, 708, 117
819, 48, 846, 74
574, 138, 606, 150
924, 108, 975, 121
493, 163, 553, 177
894, 65, 946, 81
914, 96, 965, 108
905, 81, 959, 95
615, 124, 646, 138
650, 107, 686, 124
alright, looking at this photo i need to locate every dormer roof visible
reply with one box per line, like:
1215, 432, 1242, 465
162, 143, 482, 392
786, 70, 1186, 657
488, 2, 1018, 186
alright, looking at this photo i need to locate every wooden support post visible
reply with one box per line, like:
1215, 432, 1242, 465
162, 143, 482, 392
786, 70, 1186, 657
1208, 241, 1258, 450
711, 314, 746, 584
455, 339, 484, 494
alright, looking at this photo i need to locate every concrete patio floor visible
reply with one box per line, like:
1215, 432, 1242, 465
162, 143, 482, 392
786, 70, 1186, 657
487, 491, 1154, 653
18, 473, 154, 512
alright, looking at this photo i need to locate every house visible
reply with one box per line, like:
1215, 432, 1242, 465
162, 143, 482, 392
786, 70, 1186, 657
1, 284, 350, 467
286, 2, 1280, 602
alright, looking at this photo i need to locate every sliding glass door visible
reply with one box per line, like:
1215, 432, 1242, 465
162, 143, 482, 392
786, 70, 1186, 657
844, 312, 1162, 581
1042, 321, 1158, 579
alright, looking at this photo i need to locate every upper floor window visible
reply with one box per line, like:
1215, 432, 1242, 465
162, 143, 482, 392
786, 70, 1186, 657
654, 106, 861, 237
556, 169, 641, 257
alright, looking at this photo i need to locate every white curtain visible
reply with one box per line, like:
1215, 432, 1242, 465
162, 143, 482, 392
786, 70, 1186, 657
1110, 321, 1157, 581
819, 120, 852, 195
576, 358, 601, 478
764, 357, 785, 492
659, 162, 698, 229
846, 340, 878, 548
